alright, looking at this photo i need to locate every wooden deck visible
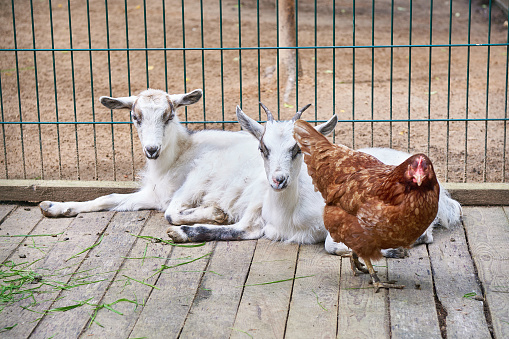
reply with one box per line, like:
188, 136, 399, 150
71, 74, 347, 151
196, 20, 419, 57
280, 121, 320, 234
0, 204, 507, 339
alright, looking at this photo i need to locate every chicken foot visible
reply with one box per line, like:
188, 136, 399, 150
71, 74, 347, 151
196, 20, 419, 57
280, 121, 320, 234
364, 259, 405, 293
349, 252, 369, 275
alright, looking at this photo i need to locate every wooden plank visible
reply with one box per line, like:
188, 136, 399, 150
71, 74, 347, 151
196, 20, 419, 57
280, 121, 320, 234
2, 180, 507, 206
81, 212, 176, 338
179, 240, 257, 339
0, 179, 137, 203
428, 225, 491, 338
231, 239, 299, 339
0, 204, 16, 223
463, 206, 509, 339
0, 205, 43, 263
285, 244, 339, 339
338, 257, 390, 338
29, 211, 150, 339
0, 215, 74, 336
129, 241, 215, 338
388, 244, 442, 338
442, 182, 509, 206
0, 211, 116, 339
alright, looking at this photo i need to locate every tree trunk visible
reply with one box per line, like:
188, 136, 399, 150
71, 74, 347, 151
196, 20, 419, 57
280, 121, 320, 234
278, 0, 302, 103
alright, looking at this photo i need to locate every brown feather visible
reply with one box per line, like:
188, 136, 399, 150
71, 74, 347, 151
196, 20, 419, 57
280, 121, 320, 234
293, 119, 440, 262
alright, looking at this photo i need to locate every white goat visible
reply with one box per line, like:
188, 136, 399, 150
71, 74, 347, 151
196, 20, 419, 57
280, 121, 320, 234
39, 88, 264, 226
167, 104, 462, 257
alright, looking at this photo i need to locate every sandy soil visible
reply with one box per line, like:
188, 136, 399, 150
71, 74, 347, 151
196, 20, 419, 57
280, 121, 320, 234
0, 0, 508, 183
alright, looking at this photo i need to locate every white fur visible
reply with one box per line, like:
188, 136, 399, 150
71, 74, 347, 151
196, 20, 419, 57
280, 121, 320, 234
39, 89, 264, 230
168, 108, 462, 257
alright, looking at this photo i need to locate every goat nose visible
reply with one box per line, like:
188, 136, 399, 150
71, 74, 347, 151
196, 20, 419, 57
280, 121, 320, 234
272, 175, 288, 189
145, 146, 160, 159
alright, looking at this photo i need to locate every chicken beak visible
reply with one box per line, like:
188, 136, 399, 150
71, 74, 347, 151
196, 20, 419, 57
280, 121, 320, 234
414, 173, 424, 186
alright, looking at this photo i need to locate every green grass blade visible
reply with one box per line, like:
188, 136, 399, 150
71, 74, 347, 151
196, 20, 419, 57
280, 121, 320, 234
65, 234, 104, 261
122, 275, 160, 290
238, 275, 315, 287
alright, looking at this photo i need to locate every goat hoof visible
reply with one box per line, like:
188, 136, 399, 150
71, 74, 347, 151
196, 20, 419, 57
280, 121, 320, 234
39, 201, 54, 217
166, 226, 188, 243
382, 247, 409, 259
165, 213, 173, 224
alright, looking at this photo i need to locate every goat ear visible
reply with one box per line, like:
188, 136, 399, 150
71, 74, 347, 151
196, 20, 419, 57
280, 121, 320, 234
171, 89, 203, 108
100, 96, 137, 110
236, 106, 265, 141
315, 115, 338, 136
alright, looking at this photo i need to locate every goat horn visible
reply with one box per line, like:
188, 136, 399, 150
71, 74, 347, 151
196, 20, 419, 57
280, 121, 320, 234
259, 102, 274, 122
292, 103, 312, 121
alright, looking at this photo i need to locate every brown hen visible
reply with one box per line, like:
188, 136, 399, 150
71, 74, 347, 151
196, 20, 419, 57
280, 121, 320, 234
293, 119, 440, 292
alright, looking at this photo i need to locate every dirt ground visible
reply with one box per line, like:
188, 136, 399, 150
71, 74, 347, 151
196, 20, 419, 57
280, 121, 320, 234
0, 0, 508, 183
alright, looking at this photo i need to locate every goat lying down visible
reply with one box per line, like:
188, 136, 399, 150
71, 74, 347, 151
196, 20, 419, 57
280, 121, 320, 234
39, 88, 265, 225
167, 104, 462, 257
38, 88, 461, 257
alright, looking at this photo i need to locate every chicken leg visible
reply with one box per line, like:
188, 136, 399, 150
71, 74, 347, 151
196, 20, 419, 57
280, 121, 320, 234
349, 252, 369, 275
364, 259, 405, 293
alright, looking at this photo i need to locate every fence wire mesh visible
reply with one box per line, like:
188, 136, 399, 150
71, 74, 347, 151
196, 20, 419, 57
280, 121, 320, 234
0, 0, 508, 183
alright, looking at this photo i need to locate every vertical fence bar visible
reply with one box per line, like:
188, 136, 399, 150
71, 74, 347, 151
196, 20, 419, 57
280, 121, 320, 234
124, 0, 135, 180
238, 0, 243, 109
143, 0, 149, 88
464, 0, 472, 183
220, 0, 225, 128
276, 0, 280, 118
0, 75, 7, 178
389, 0, 394, 148
200, 0, 206, 128
181, 0, 188, 123
48, 0, 62, 179
257, 0, 261, 121
67, 0, 80, 180
31, 0, 44, 180
426, 0, 434, 156
351, 0, 355, 149
295, 0, 299, 110
483, 1, 493, 182
332, 0, 335, 140
445, 0, 453, 182
86, 0, 98, 180
314, 0, 317, 124
162, 0, 168, 93
11, 0, 27, 179
504, 8, 509, 182
105, 0, 116, 181
370, 0, 375, 147
407, 0, 413, 152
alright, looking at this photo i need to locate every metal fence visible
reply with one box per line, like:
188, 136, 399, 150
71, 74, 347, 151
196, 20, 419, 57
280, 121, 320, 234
0, 0, 508, 183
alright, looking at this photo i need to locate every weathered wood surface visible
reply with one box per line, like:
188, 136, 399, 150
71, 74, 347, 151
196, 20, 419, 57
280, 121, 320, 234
463, 206, 509, 339
338, 257, 389, 339
427, 225, 491, 338
286, 243, 339, 339
388, 244, 442, 339
0, 204, 506, 339
2, 180, 508, 206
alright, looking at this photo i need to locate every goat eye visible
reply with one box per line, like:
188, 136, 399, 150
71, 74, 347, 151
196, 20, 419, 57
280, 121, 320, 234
259, 144, 269, 158
164, 112, 175, 124
131, 113, 141, 125
291, 144, 302, 159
